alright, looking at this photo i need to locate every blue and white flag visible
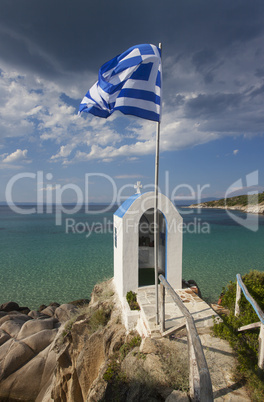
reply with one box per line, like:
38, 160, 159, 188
79, 44, 162, 122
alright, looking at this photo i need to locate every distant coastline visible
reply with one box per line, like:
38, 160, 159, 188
188, 192, 264, 215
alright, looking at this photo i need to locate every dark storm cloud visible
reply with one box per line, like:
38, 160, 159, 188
1, 0, 264, 147
255, 68, 264, 78
192, 49, 218, 70
191, 49, 224, 84
249, 83, 264, 98
185, 93, 242, 118
183, 85, 264, 137
1, 0, 264, 78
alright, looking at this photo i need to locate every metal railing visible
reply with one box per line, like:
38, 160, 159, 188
235, 274, 264, 369
159, 274, 213, 402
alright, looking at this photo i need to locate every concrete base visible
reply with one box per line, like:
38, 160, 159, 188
119, 284, 221, 337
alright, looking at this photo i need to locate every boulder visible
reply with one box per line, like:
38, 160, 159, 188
40, 303, 60, 317
38, 304, 47, 312
0, 339, 14, 363
139, 337, 159, 354
86, 372, 108, 402
0, 301, 19, 312
28, 310, 42, 319
17, 317, 57, 340
54, 304, 78, 322
49, 302, 60, 308
0, 340, 35, 380
0, 313, 31, 325
0, 343, 57, 401
39, 314, 58, 321
69, 298, 90, 307
23, 328, 58, 354
41, 305, 57, 317
29, 310, 55, 320
36, 345, 58, 402
0, 329, 10, 346
18, 307, 31, 315
0, 312, 7, 318
0, 318, 26, 337
0, 315, 14, 326
8, 312, 31, 321
0, 355, 44, 400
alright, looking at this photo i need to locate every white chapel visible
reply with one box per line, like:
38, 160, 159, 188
113, 191, 183, 300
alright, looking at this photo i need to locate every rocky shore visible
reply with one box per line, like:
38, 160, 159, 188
0, 280, 190, 401
0, 299, 81, 401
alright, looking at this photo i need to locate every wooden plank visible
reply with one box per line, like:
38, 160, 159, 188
162, 322, 186, 337
236, 274, 264, 324
159, 274, 213, 402
238, 321, 261, 332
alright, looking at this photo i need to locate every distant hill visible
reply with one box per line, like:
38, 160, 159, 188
189, 192, 264, 214
174, 197, 217, 206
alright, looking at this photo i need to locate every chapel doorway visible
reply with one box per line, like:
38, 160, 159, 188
138, 208, 166, 287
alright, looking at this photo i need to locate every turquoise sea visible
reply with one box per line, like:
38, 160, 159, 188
0, 204, 263, 309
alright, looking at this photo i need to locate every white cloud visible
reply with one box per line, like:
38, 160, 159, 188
1, 31, 264, 168
48, 102, 222, 165
0, 64, 235, 168
233, 149, 239, 155
0, 69, 88, 145
2, 149, 30, 163
0, 82, 34, 138
51, 144, 76, 159
68, 140, 156, 164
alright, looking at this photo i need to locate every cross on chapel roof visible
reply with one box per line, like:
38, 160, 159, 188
134, 181, 142, 194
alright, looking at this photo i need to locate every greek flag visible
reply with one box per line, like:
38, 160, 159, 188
79, 44, 162, 122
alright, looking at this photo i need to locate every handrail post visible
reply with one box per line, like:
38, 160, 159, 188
235, 279, 241, 317
258, 323, 264, 369
235, 274, 264, 370
187, 320, 200, 401
160, 282, 165, 332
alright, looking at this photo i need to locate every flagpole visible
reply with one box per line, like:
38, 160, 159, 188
154, 42, 162, 325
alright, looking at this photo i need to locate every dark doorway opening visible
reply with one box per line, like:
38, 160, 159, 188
138, 208, 166, 287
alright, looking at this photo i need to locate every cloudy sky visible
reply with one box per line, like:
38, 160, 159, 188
0, 0, 264, 204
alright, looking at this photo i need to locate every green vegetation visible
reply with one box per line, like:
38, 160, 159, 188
104, 335, 142, 382
61, 305, 112, 342
102, 333, 189, 401
126, 291, 140, 310
102, 335, 142, 401
213, 270, 264, 401
200, 191, 264, 208
103, 357, 127, 384
87, 306, 112, 333
60, 280, 114, 342
61, 316, 76, 338
119, 335, 141, 360
158, 341, 189, 393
